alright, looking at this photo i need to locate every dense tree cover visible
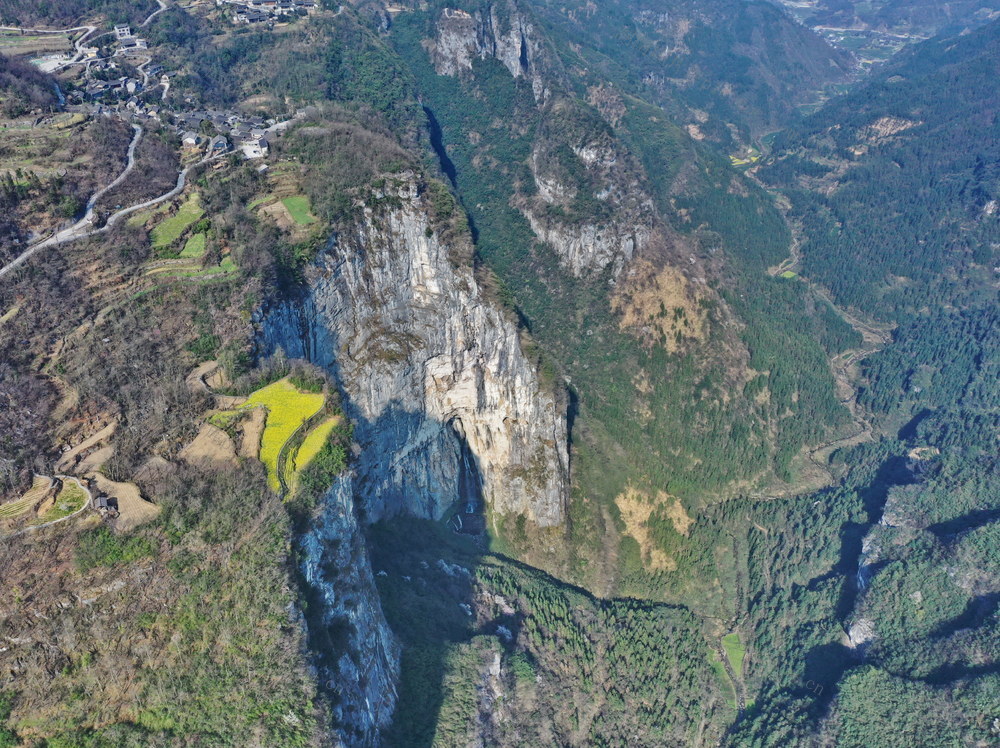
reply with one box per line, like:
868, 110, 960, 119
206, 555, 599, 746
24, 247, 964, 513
369, 518, 731, 747
0, 53, 58, 117
715, 27, 1000, 742
761, 19, 1000, 321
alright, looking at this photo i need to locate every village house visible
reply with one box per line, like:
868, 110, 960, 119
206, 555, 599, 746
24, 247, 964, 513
114, 24, 132, 40
181, 131, 202, 149
209, 135, 230, 154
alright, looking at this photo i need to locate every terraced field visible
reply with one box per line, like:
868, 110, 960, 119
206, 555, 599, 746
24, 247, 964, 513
35, 478, 88, 524
0, 476, 52, 520
151, 193, 203, 250
212, 378, 326, 491
0, 30, 71, 56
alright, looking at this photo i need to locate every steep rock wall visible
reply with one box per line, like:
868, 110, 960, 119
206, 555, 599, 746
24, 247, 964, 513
521, 122, 655, 279
431, 3, 554, 103
262, 179, 569, 528
298, 475, 399, 745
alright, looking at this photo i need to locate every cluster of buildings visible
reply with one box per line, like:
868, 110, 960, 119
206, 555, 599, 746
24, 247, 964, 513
177, 110, 274, 159
214, 0, 318, 25
60, 14, 290, 161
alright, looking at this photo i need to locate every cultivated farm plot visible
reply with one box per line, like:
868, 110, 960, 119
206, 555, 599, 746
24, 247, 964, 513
0, 30, 71, 56
144, 255, 236, 282
89, 474, 160, 532
0, 476, 52, 520
211, 378, 326, 491
151, 193, 204, 250
34, 478, 88, 524
180, 232, 206, 258
286, 414, 340, 490
281, 195, 317, 226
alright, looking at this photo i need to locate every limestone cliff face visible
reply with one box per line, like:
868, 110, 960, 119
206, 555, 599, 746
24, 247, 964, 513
521, 106, 656, 279
523, 210, 647, 279
430, 3, 553, 103
262, 178, 569, 528
429, 5, 652, 280
298, 476, 399, 745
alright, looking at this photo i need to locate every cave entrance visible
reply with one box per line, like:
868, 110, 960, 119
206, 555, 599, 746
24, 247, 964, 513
450, 418, 486, 534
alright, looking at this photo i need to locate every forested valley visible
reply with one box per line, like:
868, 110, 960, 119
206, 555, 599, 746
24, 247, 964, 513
0, 1, 996, 746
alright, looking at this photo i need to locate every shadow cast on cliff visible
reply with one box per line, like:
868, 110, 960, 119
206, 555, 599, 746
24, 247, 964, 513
260, 302, 493, 747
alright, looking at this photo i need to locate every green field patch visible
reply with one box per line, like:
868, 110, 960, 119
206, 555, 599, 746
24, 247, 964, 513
281, 195, 317, 226
35, 479, 87, 524
180, 232, 207, 258
247, 195, 273, 211
243, 379, 326, 491
127, 201, 172, 228
151, 194, 204, 249
723, 632, 746, 676
708, 649, 738, 709
0, 305, 20, 327
779, 270, 798, 279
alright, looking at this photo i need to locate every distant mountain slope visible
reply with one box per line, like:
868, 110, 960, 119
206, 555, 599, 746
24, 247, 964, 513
0, 0, 157, 27
518, 0, 854, 144
721, 21, 1000, 747
780, 0, 1000, 35
761, 17, 1000, 321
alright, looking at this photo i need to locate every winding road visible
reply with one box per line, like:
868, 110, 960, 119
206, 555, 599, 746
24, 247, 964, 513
0, 123, 142, 281
141, 0, 171, 28
0, 144, 222, 282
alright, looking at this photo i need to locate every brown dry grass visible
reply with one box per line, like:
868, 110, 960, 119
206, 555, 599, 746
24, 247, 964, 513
611, 258, 706, 352
615, 486, 676, 572
665, 497, 694, 536
56, 421, 116, 473
239, 406, 266, 459
88, 474, 160, 532
179, 423, 237, 466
